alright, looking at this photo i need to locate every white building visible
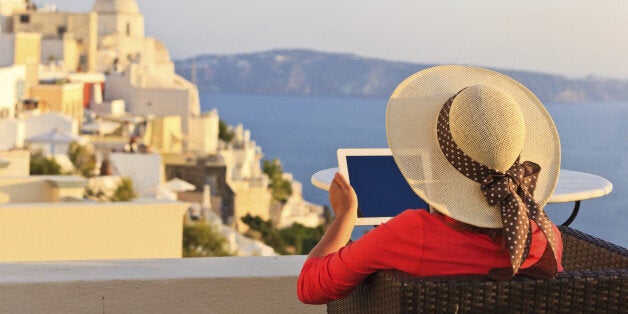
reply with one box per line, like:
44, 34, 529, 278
108, 151, 163, 198
0, 119, 24, 150
0, 64, 25, 119
104, 63, 201, 135
24, 111, 78, 138
0, 32, 40, 96
93, 0, 205, 149
1, 0, 215, 154
93, 0, 144, 72
220, 124, 264, 182
188, 109, 219, 155
0, 0, 26, 33
274, 174, 325, 229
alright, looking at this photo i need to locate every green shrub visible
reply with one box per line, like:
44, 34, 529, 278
111, 177, 137, 202
218, 119, 235, 143
280, 223, 325, 255
241, 214, 324, 255
29, 151, 62, 175
262, 159, 293, 203
183, 221, 230, 257
68, 141, 96, 177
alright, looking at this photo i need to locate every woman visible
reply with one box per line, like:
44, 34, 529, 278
297, 65, 564, 305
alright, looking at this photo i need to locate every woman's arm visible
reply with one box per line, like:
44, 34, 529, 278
308, 172, 357, 258
298, 173, 423, 304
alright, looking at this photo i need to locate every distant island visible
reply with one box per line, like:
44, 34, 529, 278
175, 49, 628, 103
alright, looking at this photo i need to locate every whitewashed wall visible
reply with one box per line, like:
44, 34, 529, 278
109, 152, 163, 197
0, 119, 24, 150
0, 65, 24, 119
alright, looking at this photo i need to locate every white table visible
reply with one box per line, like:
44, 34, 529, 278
311, 168, 612, 226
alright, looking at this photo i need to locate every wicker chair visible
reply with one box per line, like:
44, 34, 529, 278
327, 226, 628, 313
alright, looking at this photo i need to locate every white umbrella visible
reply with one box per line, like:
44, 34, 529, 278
154, 185, 177, 201
117, 115, 145, 124
163, 178, 196, 192
26, 128, 81, 155
82, 119, 120, 135
26, 128, 80, 144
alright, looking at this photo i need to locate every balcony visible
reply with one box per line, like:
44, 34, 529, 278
0, 255, 323, 313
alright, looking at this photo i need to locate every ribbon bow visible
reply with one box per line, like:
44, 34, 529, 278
481, 161, 538, 207
480, 161, 551, 279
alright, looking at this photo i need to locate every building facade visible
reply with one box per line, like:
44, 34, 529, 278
0, 64, 25, 118
11, 10, 98, 72
30, 82, 84, 123
0, 32, 40, 94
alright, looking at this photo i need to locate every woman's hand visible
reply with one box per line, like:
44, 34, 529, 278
329, 172, 358, 218
307, 172, 358, 258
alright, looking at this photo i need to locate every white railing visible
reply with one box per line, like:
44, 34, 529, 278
0, 255, 324, 313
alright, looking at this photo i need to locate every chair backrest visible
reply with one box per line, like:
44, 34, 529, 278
327, 226, 628, 313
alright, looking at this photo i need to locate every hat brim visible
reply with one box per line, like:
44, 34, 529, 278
386, 65, 560, 228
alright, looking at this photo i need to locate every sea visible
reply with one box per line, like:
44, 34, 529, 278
200, 92, 628, 247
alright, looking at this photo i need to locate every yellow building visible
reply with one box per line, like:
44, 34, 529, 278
0, 32, 40, 94
12, 10, 97, 72
144, 115, 183, 154
188, 109, 219, 155
41, 35, 80, 72
0, 150, 29, 177
0, 175, 188, 261
0, 176, 86, 203
230, 180, 272, 233
30, 82, 84, 124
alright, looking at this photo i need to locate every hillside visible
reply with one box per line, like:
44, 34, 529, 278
175, 49, 628, 103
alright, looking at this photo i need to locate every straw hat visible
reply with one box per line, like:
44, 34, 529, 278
386, 65, 561, 229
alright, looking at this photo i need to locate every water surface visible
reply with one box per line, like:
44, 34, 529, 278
201, 92, 627, 246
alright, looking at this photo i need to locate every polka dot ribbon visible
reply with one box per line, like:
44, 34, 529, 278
436, 93, 558, 280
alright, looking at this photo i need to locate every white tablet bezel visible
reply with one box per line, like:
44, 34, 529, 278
337, 148, 395, 226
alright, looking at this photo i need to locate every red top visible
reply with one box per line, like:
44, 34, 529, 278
297, 210, 564, 304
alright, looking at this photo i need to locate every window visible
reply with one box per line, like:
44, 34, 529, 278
57, 26, 67, 38
19, 14, 30, 23
22, 99, 38, 110
126, 22, 131, 36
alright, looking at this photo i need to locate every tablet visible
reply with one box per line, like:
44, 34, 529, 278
337, 148, 429, 225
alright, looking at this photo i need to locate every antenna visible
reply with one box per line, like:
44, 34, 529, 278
191, 60, 197, 85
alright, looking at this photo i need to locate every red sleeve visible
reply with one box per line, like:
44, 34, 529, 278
519, 221, 564, 271
297, 210, 425, 304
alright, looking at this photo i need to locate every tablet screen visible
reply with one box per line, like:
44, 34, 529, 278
345, 155, 429, 219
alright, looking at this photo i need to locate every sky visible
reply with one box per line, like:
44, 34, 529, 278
37, 0, 628, 79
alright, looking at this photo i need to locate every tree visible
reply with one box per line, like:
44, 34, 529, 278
241, 214, 324, 255
218, 119, 235, 143
111, 177, 137, 202
29, 151, 62, 175
262, 159, 293, 203
241, 214, 288, 254
182, 221, 230, 257
68, 141, 96, 177
280, 223, 325, 255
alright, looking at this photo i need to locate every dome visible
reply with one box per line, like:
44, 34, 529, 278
92, 0, 140, 14
154, 40, 171, 62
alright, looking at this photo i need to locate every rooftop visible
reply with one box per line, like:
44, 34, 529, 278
92, 0, 140, 14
